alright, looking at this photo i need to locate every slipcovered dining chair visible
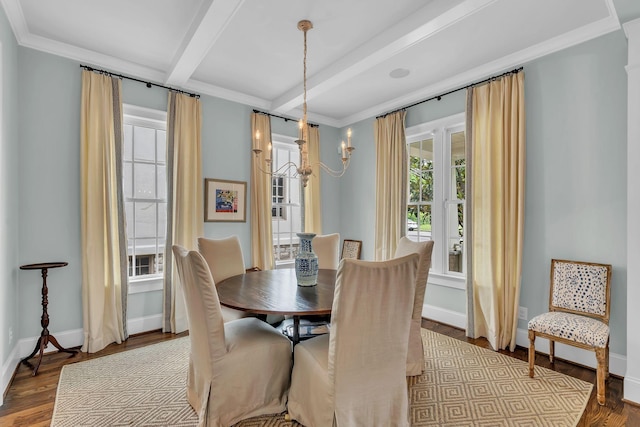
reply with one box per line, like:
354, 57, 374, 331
312, 233, 340, 269
198, 236, 250, 323
528, 259, 612, 405
172, 245, 292, 427
287, 254, 419, 427
394, 236, 434, 376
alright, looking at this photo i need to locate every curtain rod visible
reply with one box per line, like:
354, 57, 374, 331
253, 109, 319, 128
377, 66, 523, 119
80, 65, 200, 98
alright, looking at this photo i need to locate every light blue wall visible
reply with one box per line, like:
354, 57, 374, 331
520, 30, 627, 354
0, 5, 20, 366
340, 30, 628, 354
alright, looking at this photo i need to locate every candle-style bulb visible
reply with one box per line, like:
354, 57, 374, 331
347, 128, 352, 148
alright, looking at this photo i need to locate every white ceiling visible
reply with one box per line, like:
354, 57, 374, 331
0, 0, 632, 127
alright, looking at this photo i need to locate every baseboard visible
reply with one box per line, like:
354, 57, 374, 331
0, 314, 164, 406
0, 342, 20, 406
127, 314, 163, 335
422, 304, 466, 329
624, 375, 640, 405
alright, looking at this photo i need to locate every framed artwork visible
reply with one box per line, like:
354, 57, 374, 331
341, 239, 362, 260
204, 178, 247, 222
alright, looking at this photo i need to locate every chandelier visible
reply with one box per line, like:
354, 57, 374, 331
253, 20, 354, 188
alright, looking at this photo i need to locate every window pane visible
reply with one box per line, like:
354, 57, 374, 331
157, 165, 166, 199
124, 125, 133, 161
157, 130, 166, 163
420, 170, 433, 201
158, 202, 167, 239
123, 162, 133, 198
420, 204, 432, 236
447, 202, 464, 273
133, 126, 156, 162
450, 130, 465, 200
135, 202, 157, 238
134, 163, 156, 199
125, 202, 134, 242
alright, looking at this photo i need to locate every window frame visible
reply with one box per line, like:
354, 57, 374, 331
123, 104, 167, 294
405, 112, 466, 290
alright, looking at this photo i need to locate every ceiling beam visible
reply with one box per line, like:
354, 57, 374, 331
270, 0, 497, 115
165, 0, 245, 86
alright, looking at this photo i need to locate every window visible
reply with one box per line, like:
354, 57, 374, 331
406, 112, 465, 284
272, 175, 286, 219
271, 135, 302, 265
123, 105, 167, 289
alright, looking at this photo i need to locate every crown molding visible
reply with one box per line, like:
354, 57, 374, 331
0, 0, 28, 43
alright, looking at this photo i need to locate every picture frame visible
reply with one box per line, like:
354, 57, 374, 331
204, 178, 247, 222
341, 239, 362, 260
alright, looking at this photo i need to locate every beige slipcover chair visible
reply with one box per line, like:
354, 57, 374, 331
287, 254, 418, 427
312, 233, 341, 269
172, 245, 292, 427
198, 236, 250, 323
394, 237, 434, 376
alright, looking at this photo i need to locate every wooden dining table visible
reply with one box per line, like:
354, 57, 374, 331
216, 268, 336, 344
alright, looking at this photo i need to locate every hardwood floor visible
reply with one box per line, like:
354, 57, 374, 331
0, 320, 638, 426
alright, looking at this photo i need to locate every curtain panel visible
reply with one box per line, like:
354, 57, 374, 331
162, 92, 203, 334
80, 70, 128, 353
250, 112, 275, 270
304, 125, 322, 234
467, 71, 525, 351
374, 111, 408, 261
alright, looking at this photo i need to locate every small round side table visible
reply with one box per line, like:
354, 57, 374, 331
20, 262, 78, 376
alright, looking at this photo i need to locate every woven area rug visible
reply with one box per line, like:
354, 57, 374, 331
51, 329, 592, 426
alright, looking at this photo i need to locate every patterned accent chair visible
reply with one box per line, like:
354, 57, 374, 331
527, 259, 612, 405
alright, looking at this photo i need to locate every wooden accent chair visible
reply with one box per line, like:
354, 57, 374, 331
312, 233, 341, 269
171, 245, 292, 426
528, 259, 612, 405
198, 236, 251, 323
394, 237, 434, 376
287, 254, 418, 427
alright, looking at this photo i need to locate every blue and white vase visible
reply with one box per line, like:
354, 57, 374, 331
295, 232, 318, 286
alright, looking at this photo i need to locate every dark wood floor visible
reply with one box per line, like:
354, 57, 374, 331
1, 319, 638, 426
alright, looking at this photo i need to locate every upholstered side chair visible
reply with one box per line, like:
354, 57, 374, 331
528, 259, 612, 405
287, 254, 418, 427
198, 236, 251, 323
312, 233, 341, 270
172, 245, 292, 427
394, 236, 434, 376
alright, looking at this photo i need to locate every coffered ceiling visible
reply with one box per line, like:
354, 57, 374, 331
1, 0, 635, 127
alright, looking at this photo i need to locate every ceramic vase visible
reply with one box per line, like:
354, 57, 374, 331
295, 232, 318, 286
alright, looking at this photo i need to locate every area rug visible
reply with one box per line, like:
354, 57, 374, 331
51, 329, 592, 426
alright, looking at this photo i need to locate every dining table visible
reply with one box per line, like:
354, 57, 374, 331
216, 268, 336, 345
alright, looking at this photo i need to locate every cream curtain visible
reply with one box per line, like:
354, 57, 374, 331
162, 92, 203, 333
250, 112, 274, 270
304, 125, 322, 234
80, 70, 128, 353
467, 71, 525, 351
374, 111, 407, 260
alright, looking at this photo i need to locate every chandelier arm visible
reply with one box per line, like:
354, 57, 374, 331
315, 159, 350, 177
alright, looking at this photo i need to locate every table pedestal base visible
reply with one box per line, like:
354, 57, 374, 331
21, 330, 78, 376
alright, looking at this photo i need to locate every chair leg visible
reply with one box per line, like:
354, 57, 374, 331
549, 339, 555, 363
528, 330, 535, 378
595, 347, 607, 406
605, 346, 610, 380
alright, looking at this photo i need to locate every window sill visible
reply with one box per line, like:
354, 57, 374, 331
128, 275, 163, 294
428, 272, 465, 290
